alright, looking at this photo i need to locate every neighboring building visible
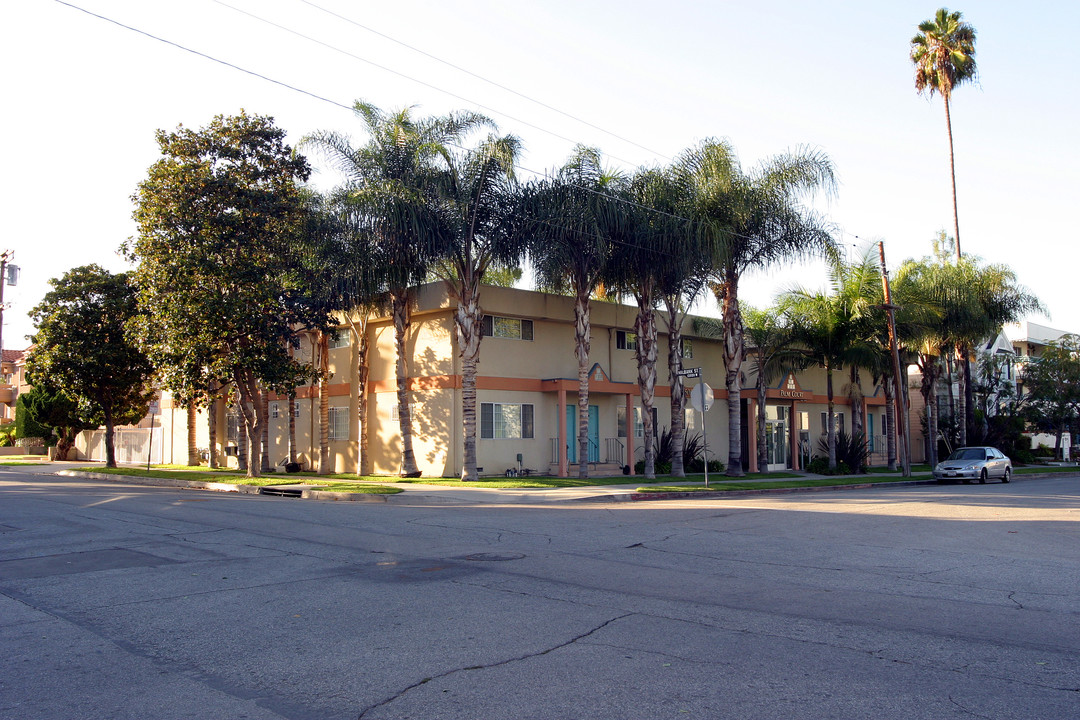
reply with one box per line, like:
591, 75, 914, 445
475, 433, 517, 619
156, 283, 888, 477
0, 349, 28, 425
1006, 321, 1076, 457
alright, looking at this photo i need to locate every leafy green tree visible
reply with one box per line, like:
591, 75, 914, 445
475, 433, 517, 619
677, 139, 836, 475
27, 266, 154, 468
1021, 335, 1080, 460
16, 384, 95, 459
128, 112, 326, 478
911, 8, 977, 260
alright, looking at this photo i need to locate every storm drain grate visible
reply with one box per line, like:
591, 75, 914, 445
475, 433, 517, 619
259, 487, 304, 498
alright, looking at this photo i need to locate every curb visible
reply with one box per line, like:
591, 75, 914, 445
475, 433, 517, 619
54, 470, 393, 502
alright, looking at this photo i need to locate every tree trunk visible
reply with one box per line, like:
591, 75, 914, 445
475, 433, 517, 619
234, 370, 264, 478
956, 345, 968, 446
944, 94, 961, 260
720, 279, 744, 476
575, 287, 592, 479
664, 296, 686, 478
756, 356, 768, 474
826, 365, 836, 471
260, 389, 270, 474
454, 277, 483, 481
103, 407, 116, 468
921, 355, 939, 468
288, 392, 296, 465
350, 315, 371, 476
963, 353, 976, 444
237, 403, 248, 472
849, 366, 864, 472
318, 330, 331, 475
392, 290, 420, 477
635, 296, 658, 480
884, 376, 897, 471
56, 427, 76, 462
186, 403, 199, 466
207, 391, 218, 469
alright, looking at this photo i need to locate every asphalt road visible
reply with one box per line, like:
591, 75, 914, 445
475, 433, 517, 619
1, 469, 1077, 719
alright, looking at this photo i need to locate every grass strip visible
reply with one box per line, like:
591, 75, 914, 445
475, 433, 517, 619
637, 474, 934, 493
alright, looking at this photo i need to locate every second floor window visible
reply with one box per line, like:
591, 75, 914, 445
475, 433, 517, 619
616, 331, 638, 350
482, 315, 533, 340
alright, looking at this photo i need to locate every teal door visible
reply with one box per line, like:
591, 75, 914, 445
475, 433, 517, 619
565, 405, 601, 464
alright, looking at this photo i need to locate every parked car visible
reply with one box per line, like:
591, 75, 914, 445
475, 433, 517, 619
933, 446, 1012, 483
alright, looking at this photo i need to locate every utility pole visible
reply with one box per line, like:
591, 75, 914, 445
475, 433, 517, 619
0, 250, 14, 356
878, 241, 910, 476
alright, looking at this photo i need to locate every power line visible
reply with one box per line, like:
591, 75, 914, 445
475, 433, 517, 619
211, 0, 642, 168
55, 0, 834, 260
292, 0, 671, 161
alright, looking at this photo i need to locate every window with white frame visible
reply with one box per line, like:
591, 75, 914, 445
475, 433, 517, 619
680, 338, 693, 359
616, 330, 637, 350
294, 400, 302, 418
329, 332, 350, 349
270, 402, 280, 419
328, 407, 349, 441
617, 406, 656, 438
480, 403, 534, 439
684, 407, 695, 430
390, 403, 421, 422
481, 315, 533, 340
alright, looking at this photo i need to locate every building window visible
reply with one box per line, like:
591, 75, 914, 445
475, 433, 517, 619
329, 332, 350, 349
681, 338, 693, 359
481, 403, 534, 439
820, 411, 845, 434
617, 407, 656, 438
294, 400, 302, 418
226, 413, 240, 444
684, 407, 695, 430
270, 402, 280, 419
390, 403, 420, 422
481, 315, 533, 340
616, 331, 637, 350
328, 407, 348, 441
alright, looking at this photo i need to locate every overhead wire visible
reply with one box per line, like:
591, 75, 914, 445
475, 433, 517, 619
54, 0, 832, 260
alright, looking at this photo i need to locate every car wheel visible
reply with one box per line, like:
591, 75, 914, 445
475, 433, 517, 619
1003, 467, 1011, 483
979, 469, 987, 484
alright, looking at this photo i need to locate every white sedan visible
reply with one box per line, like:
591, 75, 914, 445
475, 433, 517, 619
933, 446, 1012, 484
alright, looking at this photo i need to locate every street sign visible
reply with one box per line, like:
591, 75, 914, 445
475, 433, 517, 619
677, 367, 701, 379
689, 382, 713, 412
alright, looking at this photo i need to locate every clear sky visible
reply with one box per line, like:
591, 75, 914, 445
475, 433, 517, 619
3, 0, 1077, 350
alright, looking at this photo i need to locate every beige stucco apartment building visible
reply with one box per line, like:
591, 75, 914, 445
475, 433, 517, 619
145, 282, 889, 477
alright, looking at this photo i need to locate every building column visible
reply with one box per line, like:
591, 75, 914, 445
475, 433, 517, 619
790, 401, 800, 471
625, 393, 635, 476
557, 389, 568, 477
747, 397, 758, 473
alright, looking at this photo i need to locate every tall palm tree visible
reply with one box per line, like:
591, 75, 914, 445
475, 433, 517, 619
678, 140, 836, 476
303, 102, 487, 477
430, 130, 527, 482
911, 8, 977, 260
525, 146, 622, 479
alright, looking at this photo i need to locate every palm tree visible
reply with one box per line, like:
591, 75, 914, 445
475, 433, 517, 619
911, 8, 977, 260
303, 102, 487, 477
525, 146, 621, 478
677, 140, 836, 476
430, 130, 526, 482
697, 304, 802, 474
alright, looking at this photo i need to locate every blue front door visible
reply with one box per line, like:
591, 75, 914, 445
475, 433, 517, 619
566, 405, 601, 464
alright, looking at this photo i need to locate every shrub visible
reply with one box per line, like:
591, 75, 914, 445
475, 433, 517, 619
816, 428, 870, 473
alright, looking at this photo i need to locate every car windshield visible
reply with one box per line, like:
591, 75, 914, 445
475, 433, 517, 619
948, 448, 986, 461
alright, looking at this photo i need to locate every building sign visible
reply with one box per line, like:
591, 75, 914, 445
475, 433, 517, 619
778, 373, 808, 399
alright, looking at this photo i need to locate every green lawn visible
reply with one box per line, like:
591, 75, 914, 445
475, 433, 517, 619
637, 474, 933, 493
1015, 465, 1080, 474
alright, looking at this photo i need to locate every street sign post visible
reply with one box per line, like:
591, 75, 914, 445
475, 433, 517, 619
689, 382, 714, 486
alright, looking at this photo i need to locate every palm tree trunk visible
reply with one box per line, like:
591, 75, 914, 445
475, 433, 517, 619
635, 292, 658, 479
827, 365, 837, 471
351, 316, 371, 476
392, 290, 419, 477
956, 345, 968, 446
963, 354, 976, 444
287, 391, 296, 465
720, 280, 744, 477
575, 288, 591, 479
756, 356, 768, 474
664, 297, 686, 478
318, 331, 330, 475
186, 403, 198, 466
849, 366, 865, 472
921, 356, 939, 467
944, 95, 961, 260
260, 389, 270, 474
454, 278, 483, 482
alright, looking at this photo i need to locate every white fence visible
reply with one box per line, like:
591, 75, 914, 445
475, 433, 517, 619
82, 428, 163, 465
